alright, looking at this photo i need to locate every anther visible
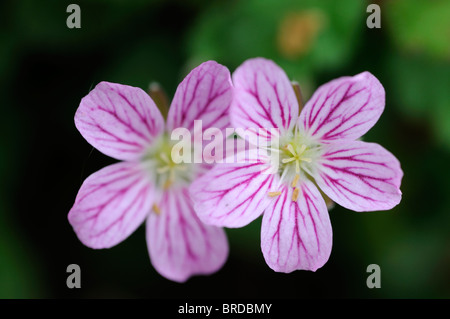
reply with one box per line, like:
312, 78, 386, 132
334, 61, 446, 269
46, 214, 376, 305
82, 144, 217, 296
156, 166, 170, 174
286, 144, 297, 156
176, 165, 187, 171
160, 153, 170, 163
298, 144, 307, 155
163, 179, 173, 190
152, 203, 161, 215
291, 174, 300, 187
292, 187, 300, 201
268, 191, 282, 197
282, 157, 296, 163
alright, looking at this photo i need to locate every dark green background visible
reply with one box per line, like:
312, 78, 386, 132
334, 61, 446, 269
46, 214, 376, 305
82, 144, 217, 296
0, 0, 449, 298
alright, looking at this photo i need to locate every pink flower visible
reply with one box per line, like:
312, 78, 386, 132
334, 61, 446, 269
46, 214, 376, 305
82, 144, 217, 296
191, 58, 403, 273
68, 61, 232, 282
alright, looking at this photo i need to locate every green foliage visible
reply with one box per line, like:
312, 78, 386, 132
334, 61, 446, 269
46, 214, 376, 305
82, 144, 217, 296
188, 0, 365, 90
387, 53, 450, 149
385, 0, 450, 60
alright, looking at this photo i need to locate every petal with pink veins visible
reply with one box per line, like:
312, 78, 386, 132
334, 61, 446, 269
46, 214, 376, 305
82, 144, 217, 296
166, 61, 232, 133
68, 162, 155, 249
75, 81, 164, 161
261, 179, 332, 272
298, 72, 385, 142
231, 58, 299, 142
147, 187, 228, 283
312, 140, 403, 212
190, 156, 280, 228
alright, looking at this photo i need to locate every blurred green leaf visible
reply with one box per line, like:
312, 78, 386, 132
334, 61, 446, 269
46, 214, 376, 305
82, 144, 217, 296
381, 226, 448, 298
385, 0, 450, 60
387, 53, 450, 149
188, 0, 365, 86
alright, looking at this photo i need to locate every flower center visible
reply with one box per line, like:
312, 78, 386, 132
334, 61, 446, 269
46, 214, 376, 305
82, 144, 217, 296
155, 150, 188, 189
143, 134, 194, 191
281, 143, 311, 174
267, 130, 320, 201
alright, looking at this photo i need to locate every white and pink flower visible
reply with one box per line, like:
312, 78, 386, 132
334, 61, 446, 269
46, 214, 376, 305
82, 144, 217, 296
190, 58, 403, 273
68, 61, 232, 282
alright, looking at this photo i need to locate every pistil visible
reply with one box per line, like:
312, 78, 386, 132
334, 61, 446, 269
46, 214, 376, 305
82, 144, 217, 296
281, 143, 311, 173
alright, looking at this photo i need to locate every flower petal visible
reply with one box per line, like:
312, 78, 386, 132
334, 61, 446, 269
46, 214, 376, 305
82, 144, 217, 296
312, 141, 403, 212
261, 179, 332, 272
147, 187, 228, 282
190, 157, 280, 228
75, 81, 164, 161
231, 58, 299, 142
298, 72, 385, 142
166, 61, 232, 132
68, 162, 155, 249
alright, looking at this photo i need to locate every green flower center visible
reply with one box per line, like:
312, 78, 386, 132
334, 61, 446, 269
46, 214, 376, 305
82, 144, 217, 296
280, 143, 312, 174
143, 134, 193, 191
268, 130, 321, 201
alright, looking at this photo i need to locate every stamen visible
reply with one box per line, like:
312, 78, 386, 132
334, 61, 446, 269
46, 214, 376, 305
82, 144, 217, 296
291, 174, 300, 187
286, 144, 297, 156
295, 160, 300, 173
282, 157, 296, 163
163, 179, 173, 189
156, 166, 170, 174
300, 157, 312, 163
292, 187, 300, 201
152, 203, 161, 215
298, 144, 307, 155
160, 153, 170, 163
268, 191, 282, 197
